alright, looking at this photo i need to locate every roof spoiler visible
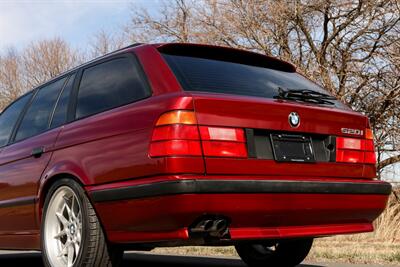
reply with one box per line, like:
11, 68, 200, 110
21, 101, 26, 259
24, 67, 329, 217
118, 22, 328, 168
155, 43, 296, 72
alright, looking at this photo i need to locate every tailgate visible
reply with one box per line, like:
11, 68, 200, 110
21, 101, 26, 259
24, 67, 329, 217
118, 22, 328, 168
192, 93, 374, 179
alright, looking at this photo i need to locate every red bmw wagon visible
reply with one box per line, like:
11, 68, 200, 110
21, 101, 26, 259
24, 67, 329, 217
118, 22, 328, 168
0, 43, 391, 267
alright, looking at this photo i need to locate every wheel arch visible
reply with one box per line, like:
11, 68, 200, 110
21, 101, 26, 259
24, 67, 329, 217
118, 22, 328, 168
36, 159, 93, 222
37, 160, 92, 208
36, 160, 115, 245
36, 172, 86, 225
38, 174, 120, 266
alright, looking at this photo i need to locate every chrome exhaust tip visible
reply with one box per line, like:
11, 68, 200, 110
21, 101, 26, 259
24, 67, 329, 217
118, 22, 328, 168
189, 216, 230, 238
190, 219, 214, 233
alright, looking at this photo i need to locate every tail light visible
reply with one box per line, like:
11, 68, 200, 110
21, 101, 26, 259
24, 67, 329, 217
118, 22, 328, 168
199, 126, 247, 158
364, 128, 377, 164
149, 110, 247, 158
149, 111, 201, 156
336, 128, 376, 164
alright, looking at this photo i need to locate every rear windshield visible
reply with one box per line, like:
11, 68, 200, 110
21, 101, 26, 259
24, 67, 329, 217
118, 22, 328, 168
162, 53, 346, 108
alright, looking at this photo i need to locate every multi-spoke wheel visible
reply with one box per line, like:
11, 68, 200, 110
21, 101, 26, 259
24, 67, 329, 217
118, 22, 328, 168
41, 179, 123, 267
235, 238, 313, 267
44, 186, 82, 267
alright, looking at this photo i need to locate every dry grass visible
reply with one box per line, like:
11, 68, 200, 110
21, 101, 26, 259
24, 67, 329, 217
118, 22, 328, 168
374, 189, 400, 242
152, 189, 400, 265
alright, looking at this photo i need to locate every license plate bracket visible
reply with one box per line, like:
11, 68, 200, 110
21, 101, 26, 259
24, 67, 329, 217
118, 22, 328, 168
270, 133, 315, 163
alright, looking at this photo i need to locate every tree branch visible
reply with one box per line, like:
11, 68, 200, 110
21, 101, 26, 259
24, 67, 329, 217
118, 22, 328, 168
379, 154, 400, 170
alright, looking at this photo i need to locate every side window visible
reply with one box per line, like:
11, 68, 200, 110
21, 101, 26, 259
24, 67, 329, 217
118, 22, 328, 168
50, 73, 75, 128
0, 93, 32, 147
15, 78, 66, 141
76, 56, 150, 119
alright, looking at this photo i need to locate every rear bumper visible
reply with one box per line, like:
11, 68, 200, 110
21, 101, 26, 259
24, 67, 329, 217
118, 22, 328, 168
88, 178, 391, 244
90, 179, 391, 202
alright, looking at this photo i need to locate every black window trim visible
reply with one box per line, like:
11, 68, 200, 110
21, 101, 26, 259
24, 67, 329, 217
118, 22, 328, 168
48, 73, 76, 129
67, 52, 152, 123
8, 75, 70, 145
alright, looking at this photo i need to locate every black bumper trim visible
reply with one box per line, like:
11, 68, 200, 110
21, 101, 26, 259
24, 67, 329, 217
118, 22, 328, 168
90, 179, 392, 203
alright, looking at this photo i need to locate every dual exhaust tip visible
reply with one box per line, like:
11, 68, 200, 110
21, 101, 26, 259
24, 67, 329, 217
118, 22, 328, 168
190, 217, 230, 238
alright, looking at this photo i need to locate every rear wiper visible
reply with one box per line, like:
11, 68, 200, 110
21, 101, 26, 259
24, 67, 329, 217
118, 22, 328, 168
274, 87, 336, 105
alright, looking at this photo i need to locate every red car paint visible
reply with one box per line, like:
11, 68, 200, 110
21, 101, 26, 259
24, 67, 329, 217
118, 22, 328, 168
88, 176, 388, 244
0, 43, 391, 250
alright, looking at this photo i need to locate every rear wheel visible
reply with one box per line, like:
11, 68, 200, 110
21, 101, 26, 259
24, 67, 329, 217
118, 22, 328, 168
235, 238, 313, 267
41, 178, 123, 267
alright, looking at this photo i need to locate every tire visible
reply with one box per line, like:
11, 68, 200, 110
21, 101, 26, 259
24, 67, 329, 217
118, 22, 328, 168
235, 238, 313, 267
41, 178, 123, 267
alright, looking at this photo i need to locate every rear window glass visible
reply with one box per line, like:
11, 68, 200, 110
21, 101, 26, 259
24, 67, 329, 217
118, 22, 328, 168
76, 56, 151, 119
163, 54, 345, 108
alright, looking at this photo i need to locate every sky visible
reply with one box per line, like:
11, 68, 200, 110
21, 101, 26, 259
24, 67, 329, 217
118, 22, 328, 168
0, 0, 159, 51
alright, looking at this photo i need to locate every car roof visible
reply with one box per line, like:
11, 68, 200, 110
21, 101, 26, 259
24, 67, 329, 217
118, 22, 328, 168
6, 42, 296, 112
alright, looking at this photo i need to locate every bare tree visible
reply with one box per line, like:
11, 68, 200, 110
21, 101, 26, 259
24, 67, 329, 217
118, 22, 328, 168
375, 29, 400, 171
126, 0, 199, 43
89, 29, 128, 58
0, 48, 25, 108
126, 0, 400, 175
22, 37, 82, 88
0, 37, 82, 110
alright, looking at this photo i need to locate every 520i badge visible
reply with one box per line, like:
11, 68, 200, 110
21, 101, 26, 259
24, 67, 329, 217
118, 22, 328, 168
341, 128, 364, 136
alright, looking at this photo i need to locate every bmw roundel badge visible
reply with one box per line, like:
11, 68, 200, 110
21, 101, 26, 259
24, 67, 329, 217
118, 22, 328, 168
288, 112, 300, 128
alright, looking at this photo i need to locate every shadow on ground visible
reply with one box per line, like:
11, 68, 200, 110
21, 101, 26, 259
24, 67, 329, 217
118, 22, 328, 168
0, 252, 324, 267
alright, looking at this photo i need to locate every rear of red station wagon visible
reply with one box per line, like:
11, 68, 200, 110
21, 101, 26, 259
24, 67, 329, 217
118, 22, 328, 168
0, 43, 391, 267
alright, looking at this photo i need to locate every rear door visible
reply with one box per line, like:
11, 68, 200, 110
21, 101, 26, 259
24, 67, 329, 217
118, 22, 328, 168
0, 76, 70, 234
50, 54, 153, 185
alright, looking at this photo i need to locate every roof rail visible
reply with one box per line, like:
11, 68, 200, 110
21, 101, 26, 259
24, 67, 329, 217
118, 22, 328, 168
13, 43, 145, 98
84, 43, 143, 67
96, 43, 143, 59
62, 43, 144, 77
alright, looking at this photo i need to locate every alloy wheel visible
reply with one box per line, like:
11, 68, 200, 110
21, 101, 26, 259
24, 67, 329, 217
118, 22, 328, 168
44, 186, 82, 267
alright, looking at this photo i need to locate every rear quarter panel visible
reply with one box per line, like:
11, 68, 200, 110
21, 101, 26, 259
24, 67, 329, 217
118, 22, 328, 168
41, 45, 205, 189
41, 93, 203, 187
